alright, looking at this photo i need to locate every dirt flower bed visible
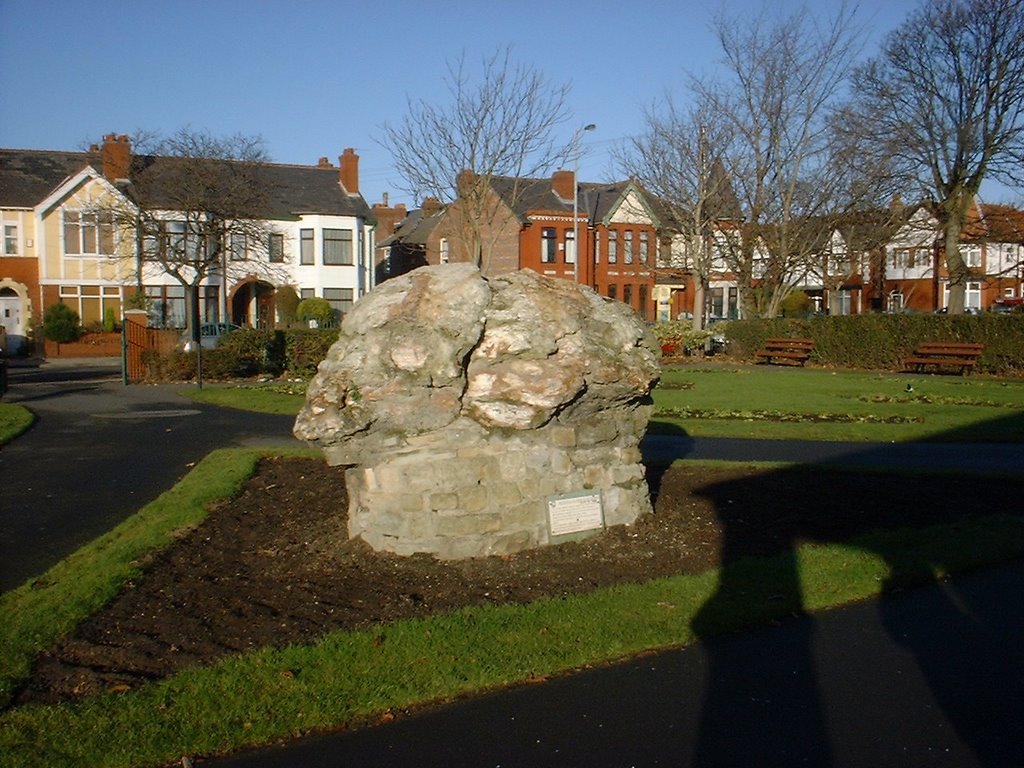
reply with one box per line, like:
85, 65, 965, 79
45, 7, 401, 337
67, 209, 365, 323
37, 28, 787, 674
14, 456, 1011, 706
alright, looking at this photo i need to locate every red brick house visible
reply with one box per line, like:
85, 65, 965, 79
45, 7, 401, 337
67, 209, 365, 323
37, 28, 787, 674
375, 172, 660, 321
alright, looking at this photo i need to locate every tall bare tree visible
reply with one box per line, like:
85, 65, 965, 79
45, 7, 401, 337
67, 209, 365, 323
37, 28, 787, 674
687, 3, 869, 317
105, 128, 279, 341
378, 47, 573, 269
846, 0, 1024, 313
617, 95, 739, 330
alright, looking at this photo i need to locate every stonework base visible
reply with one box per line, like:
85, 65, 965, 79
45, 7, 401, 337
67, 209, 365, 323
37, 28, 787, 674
342, 418, 653, 559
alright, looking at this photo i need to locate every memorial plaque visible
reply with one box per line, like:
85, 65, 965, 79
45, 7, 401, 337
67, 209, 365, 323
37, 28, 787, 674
547, 490, 605, 542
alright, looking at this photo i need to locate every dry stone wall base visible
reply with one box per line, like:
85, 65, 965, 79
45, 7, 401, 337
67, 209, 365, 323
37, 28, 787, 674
295, 264, 660, 560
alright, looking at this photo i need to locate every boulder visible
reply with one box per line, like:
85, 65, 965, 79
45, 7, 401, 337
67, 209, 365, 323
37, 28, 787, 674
294, 264, 660, 559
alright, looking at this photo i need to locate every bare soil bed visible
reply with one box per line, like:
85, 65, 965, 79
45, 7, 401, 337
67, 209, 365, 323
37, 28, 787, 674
15, 456, 1012, 706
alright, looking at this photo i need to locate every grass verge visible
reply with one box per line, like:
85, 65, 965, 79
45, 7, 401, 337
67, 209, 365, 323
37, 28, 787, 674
0, 402, 34, 446
2, 450, 1024, 767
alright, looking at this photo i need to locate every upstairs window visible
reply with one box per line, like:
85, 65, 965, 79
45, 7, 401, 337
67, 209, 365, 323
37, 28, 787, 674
300, 228, 314, 265
64, 210, 115, 257
440, 238, 450, 264
230, 233, 250, 261
269, 233, 285, 263
3, 224, 18, 255
639, 231, 650, 263
541, 228, 557, 263
323, 228, 353, 265
624, 231, 634, 264
565, 229, 576, 264
959, 245, 982, 268
608, 231, 618, 263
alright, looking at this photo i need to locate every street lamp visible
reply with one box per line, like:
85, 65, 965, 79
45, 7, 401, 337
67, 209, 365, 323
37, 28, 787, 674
572, 123, 596, 284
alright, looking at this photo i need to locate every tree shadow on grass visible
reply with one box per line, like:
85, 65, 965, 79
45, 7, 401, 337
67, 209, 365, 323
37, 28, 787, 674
683, 415, 1024, 766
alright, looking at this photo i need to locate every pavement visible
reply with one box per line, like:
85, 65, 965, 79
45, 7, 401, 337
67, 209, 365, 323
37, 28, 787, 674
3, 357, 1024, 767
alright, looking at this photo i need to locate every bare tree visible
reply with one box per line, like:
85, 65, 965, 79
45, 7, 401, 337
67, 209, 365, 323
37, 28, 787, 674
688, 3, 869, 317
617, 95, 739, 330
378, 47, 573, 269
104, 128, 280, 341
846, 0, 1024, 313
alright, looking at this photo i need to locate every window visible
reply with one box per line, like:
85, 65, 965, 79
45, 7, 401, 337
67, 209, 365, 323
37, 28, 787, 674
624, 231, 634, 264
623, 283, 633, 307
3, 224, 18, 255
608, 284, 617, 301
230, 233, 249, 261
269, 233, 285, 263
300, 229, 314, 265
639, 231, 649, 264
541, 228, 557, 263
323, 287, 354, 320
440, 238, 449, 264
888, 292, 904, 313
64, 210, 114, 256
638, 284, 648, 320
891, 249, 909, 269
608, 231, 618, 263
959, 245, 982, 268
565, 229, 576, 264
323, 228, 353, 265
300, 288, 315, 299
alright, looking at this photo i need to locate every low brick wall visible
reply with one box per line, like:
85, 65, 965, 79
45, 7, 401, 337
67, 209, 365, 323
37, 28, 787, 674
44, 333, 122, 358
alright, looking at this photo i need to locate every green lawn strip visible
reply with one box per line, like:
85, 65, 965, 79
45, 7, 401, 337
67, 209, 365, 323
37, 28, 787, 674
0, 402, 34, 446
179, 384, 307, 415
0, 446, 317, 709
4, 506, 1024, 767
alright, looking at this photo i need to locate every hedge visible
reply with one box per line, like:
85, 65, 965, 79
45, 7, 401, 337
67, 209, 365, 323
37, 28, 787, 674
717, 314, 1024, 375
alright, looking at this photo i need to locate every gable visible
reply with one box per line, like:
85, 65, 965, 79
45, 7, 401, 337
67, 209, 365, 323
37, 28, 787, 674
608, 189, 656, 226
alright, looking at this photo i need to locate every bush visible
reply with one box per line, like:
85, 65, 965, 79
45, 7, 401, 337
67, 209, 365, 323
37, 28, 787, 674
296, 297, 335, 327
42, 303, 82, 343
276, 286, 300, 325
652, 320, 716, 356
285, 328, 339, 375
103, 307, 117, 333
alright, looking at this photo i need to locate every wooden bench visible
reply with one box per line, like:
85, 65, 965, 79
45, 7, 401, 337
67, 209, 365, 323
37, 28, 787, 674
754, 337, 815, 366
905, 342, 984, 376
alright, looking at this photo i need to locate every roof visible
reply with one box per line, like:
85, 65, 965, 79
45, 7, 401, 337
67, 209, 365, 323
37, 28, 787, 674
0, 149, 95, 208
0, 147, 371, 220
376, 206, 444, 248
487, 175, 653, 225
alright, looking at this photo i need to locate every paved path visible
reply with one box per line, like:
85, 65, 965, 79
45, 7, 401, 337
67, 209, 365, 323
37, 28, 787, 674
4, 358, 1024, 767
0, 358, 299, 591
212, 558, 1024, 768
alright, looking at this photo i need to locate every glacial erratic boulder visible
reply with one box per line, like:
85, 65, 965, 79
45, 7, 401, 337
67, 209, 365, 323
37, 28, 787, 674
294, 264, 660, 559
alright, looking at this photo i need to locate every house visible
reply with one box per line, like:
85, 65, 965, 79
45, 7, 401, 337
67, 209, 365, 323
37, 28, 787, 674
374, 171, 660, 321
875, 199, 1024, 313
0, 135, 376, 353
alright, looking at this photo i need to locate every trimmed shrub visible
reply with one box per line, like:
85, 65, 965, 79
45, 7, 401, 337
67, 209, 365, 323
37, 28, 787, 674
296, 297, 335, 327
42, 303, 82, 343
285, 328, 339, 375
276, 285, 301, 325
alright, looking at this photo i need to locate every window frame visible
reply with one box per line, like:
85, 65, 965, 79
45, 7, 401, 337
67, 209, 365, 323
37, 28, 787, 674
323, 228, 354, 266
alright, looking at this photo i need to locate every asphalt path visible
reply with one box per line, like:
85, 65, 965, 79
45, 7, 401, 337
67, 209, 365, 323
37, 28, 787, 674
4, 358, 1024, 767
0, 358, 300, 592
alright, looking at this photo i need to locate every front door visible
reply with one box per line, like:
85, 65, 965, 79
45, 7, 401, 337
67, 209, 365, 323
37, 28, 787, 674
0, 288, 24, 353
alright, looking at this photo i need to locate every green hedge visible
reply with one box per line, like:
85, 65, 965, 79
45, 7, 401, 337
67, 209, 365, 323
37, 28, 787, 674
143, 328, 340, 382
719, 314, 1024, 375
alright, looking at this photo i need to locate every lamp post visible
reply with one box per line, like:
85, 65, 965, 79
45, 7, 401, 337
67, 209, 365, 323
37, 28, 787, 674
572, 123, 596, 284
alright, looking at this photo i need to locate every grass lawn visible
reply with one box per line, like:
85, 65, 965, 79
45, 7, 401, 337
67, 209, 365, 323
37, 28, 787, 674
0, 402, 34, 446
3, 365, 1023, 766
182, 365, 1024, 443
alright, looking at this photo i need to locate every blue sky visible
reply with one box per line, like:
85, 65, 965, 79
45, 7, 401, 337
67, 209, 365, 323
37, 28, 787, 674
7, 0, 1013, 208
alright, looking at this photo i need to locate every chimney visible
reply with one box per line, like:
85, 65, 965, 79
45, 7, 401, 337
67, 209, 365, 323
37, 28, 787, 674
101, 133, 131, 183
371, 198, 409, 239
552, 169, 575, 202
456, 169, 478, 197
339, 148, 359, 195
317, 156, 333, 168
421, 197, 442, 217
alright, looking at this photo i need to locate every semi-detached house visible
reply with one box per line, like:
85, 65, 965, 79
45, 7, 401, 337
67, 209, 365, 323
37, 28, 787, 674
0, 135, 375, 353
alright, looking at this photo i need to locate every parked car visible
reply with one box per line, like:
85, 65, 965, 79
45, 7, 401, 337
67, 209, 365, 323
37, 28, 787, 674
181, 322, 241, 350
